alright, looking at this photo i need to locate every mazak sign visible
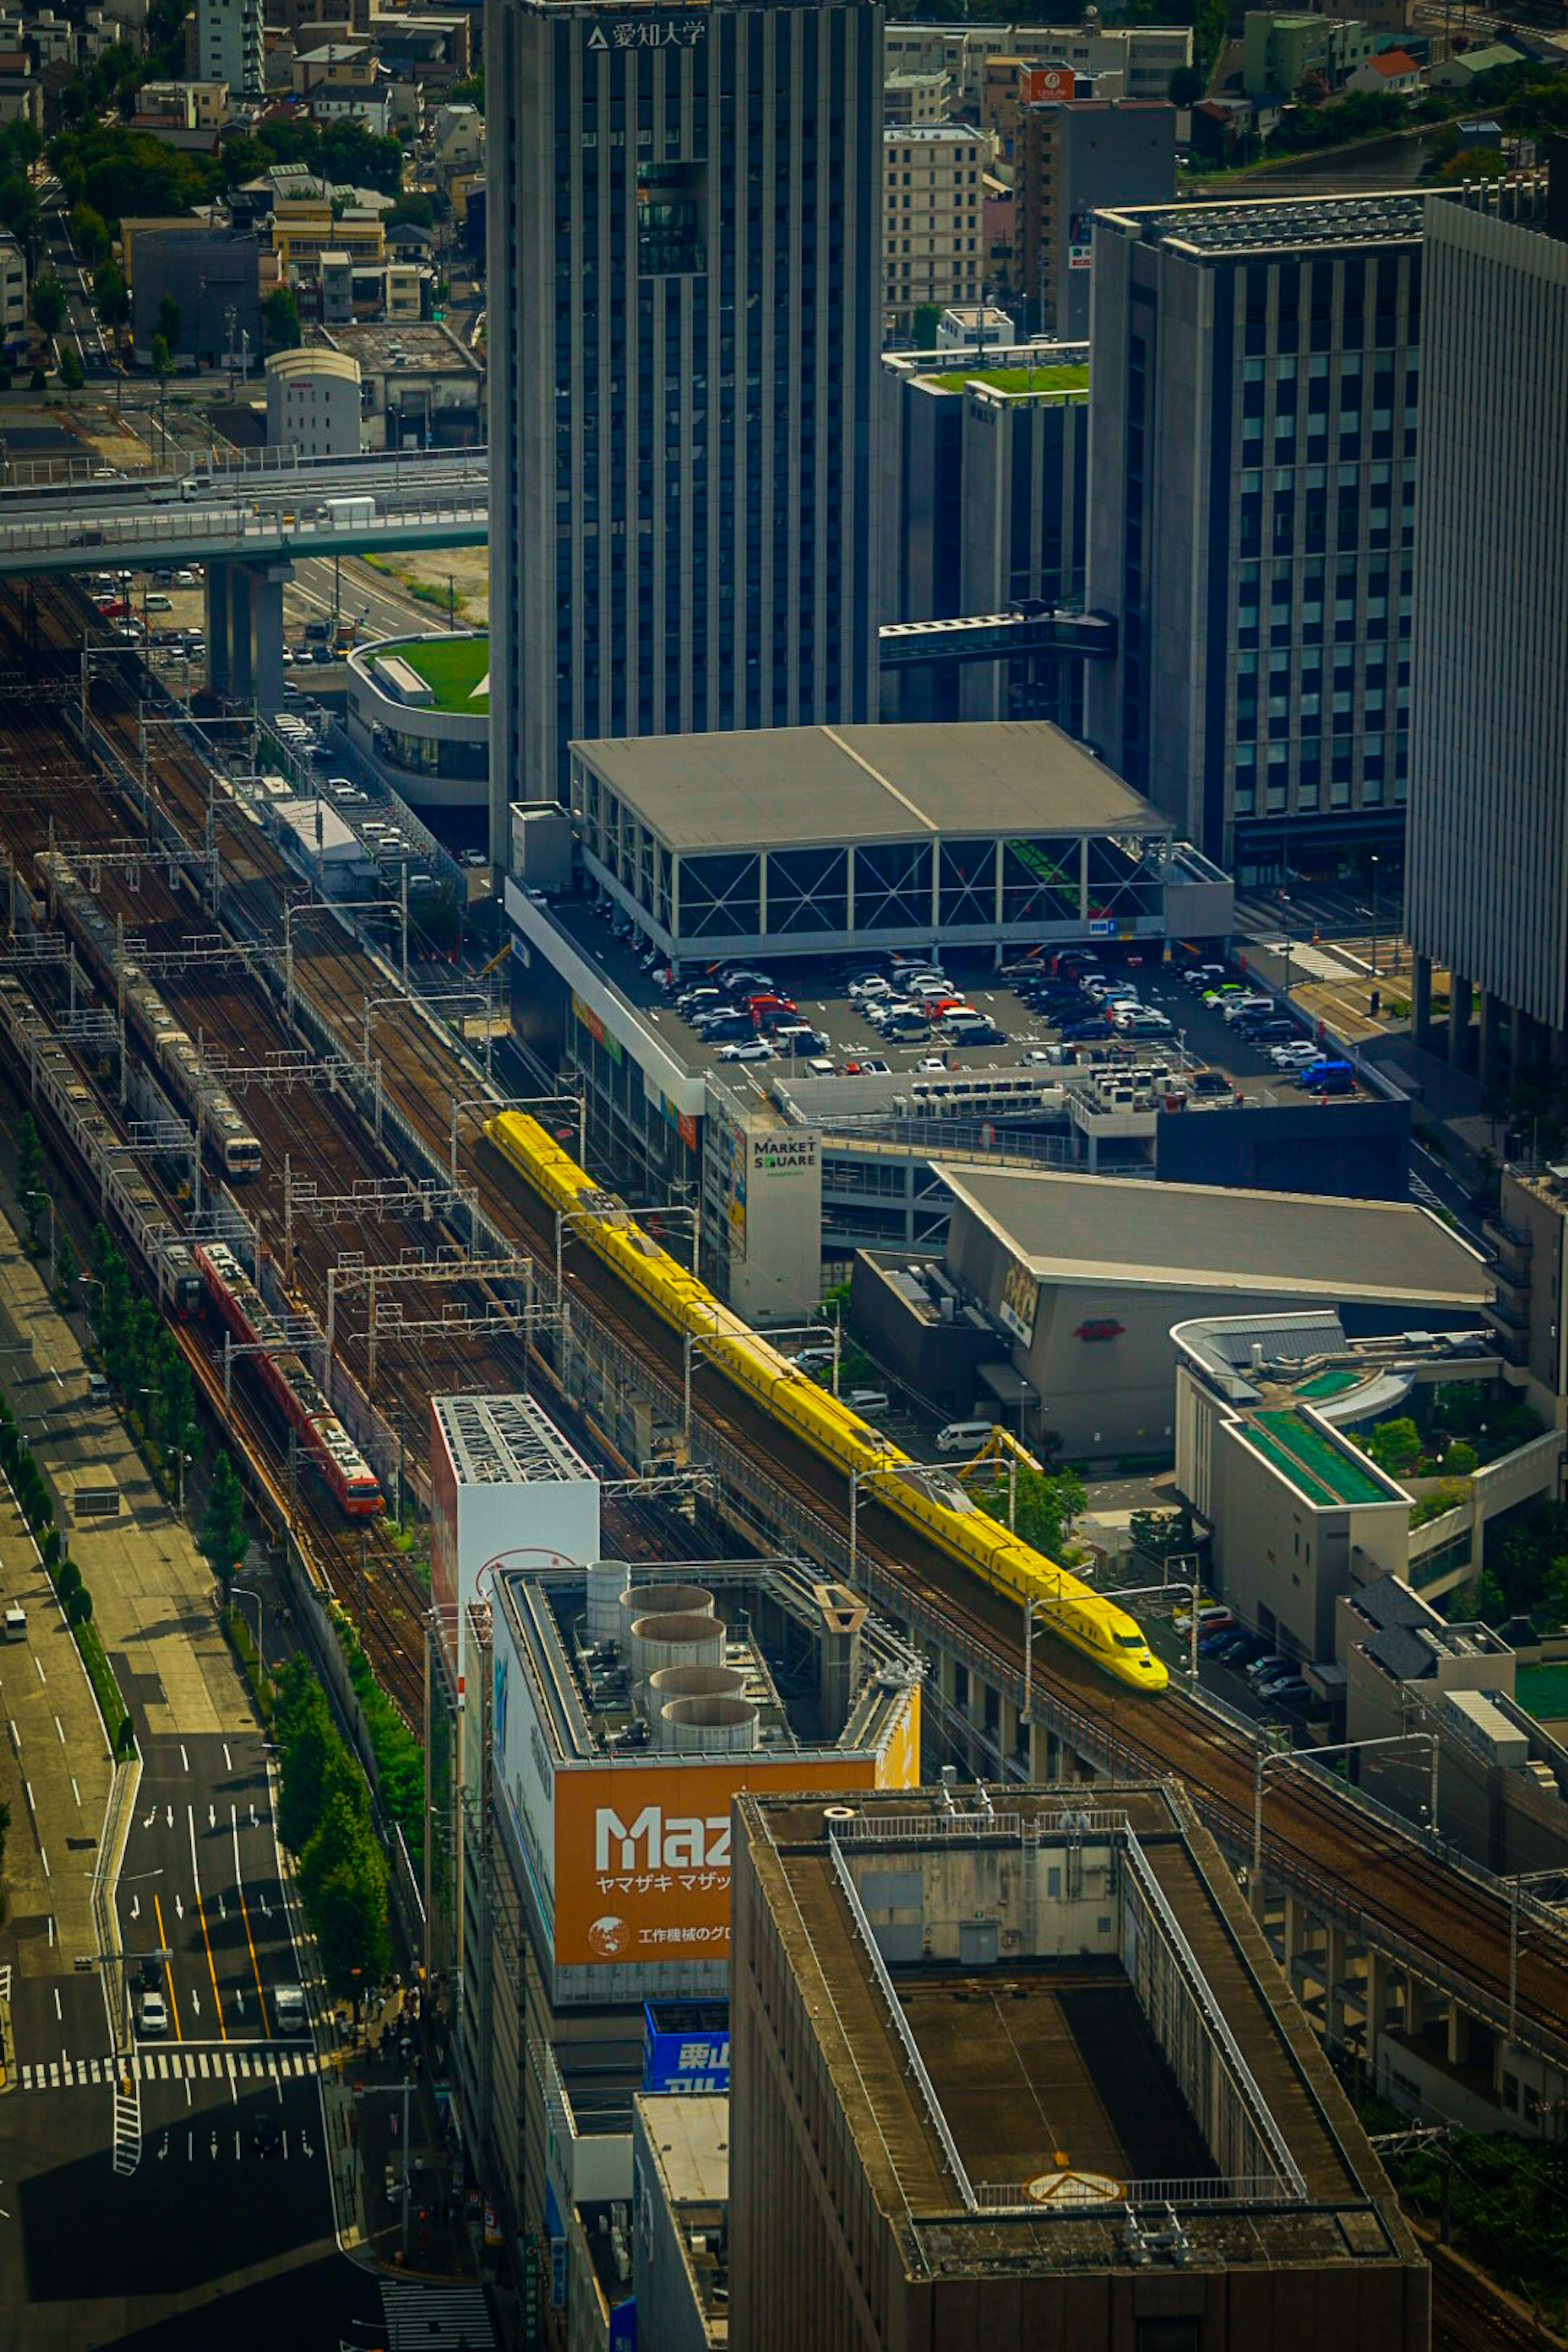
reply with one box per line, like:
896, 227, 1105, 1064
1073, 1317, 1125, 1343
596, 1804, 731, 1873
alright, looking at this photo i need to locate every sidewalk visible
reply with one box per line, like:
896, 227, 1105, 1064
0, 1219, 250, 1741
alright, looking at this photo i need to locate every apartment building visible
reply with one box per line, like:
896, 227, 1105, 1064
884, 122, 988, 334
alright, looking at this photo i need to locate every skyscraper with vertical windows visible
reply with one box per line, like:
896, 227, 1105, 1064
1085, 194, 1427, 878
486, 0, 884, 841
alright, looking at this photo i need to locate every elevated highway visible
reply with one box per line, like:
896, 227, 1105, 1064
0, 448, 1113, 708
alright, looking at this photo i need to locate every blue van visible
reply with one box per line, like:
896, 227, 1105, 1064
1297, 1058, 1354, 1094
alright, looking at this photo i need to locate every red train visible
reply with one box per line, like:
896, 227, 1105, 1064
194, 1241, 383, 1517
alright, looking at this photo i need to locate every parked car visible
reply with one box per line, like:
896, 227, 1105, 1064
1245, 1654, 1292, 1686
1257, 1675, 1310, 1706
1189, 1069, 1234, 1098
717, 1038, 773, 1062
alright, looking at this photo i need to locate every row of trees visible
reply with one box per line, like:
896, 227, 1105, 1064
0, 1388, 133, 1751
275, 1653, 391, 1999
89, 1223, 199, 1474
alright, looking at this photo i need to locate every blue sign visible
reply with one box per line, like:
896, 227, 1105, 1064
643, 2002, 731, 2096
609, 2301, 637, 2352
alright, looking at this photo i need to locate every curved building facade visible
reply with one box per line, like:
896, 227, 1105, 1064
344, 631, 490, 826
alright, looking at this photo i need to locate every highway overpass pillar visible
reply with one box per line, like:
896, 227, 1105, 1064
1411, 953, 1432, 1052
206, 556, 291, 717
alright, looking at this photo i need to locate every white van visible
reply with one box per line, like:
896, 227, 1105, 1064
936, 1421, 995, 1456
272, 1984, 309, 2035
3, 1602, 24, 1642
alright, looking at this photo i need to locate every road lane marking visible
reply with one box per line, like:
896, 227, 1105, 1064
33, 1657, 44, 1684
187, 1806, 226, 2042
223, 1743, 232, 1773
232, 1805, 269, 2021
180, 1745, 189, 1773
53, 1715, 64, 1743
154, 1891, 183, 2040
53, 1988, 60, 2022
70, 1777, 79, 1809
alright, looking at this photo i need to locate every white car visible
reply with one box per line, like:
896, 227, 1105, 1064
137, 1990, 169, 2038
718, 1039, 773, 1063
848, 976, 892, 1000
1270, 1041, 1318, 1067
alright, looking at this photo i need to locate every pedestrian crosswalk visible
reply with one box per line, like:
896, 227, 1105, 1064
21, 2047, 320, 2091
380, 2281, 494, 2351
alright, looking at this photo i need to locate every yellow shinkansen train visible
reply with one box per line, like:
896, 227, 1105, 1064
487, 1110, 1168, 1694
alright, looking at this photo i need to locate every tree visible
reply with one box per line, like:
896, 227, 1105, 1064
1168, 64, 1206, 106
53, 1227, 78, 1309
66, 1584, 92, 1629
94, 258, 129, 329
975, 1461, 1086, 1558
16, 1112, 41, 1248
1367, 1417, 1421, 1476
263, 285, 301, 351
58, 345, 83, 394
156, 293, 181, 352
911, 302, 941, 346
200, 1452, 247, 1587
448, 67, 483, 112
31, 273, 65, 336
301, 1790, 390, 1997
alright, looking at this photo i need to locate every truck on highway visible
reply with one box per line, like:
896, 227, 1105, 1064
322, 494, 375, 530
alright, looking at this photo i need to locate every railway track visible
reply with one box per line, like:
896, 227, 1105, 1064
10, 574, 1568, 2061
1429, 2238, 1565, 2352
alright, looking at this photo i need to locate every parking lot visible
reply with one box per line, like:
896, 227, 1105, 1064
561, 918, 1357, 1102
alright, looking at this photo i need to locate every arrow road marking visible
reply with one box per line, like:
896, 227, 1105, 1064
209, 2130, 217, 2161
165, 1805, 173, 1831
190, 1989, 200, 2020
158, 2136, 168, 2162
130, 1895, 139, 1922
142, 1807, 155, 1830
207, 1805, 215, 1832
258, 1892, 271, 1920
175, 1896, 184, 1921
217, 1892, 226, 1922
249, 1803, 258, 1829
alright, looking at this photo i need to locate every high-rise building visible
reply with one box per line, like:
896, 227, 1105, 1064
486, 0, 885, 837
879, 340, 1090, 726
1403, 171, 1565, 1087
1015, 96, 1174, 338
1086, 193, 1430, 875
882, 122, 988, 334
194, 0, 263, 97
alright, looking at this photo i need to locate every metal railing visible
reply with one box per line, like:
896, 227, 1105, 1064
826, 1831, 976, 2210
975, 2173, 1288, 2212
0, 488, 489, 573
1121, 1835, 1307, 2201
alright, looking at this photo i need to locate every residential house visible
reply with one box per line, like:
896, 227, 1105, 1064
1428, 40, 1529, 90
0, 51, 42, 130
1346, 45, 1423, 94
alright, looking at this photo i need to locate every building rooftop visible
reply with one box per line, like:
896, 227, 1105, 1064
496, 1555, 920, 1770
1243, 1405, 1395, 1507
736, 1782, 1421, 2276
940, 1164, 1494, 1304
570, 722, 1165, 856
433, 1392, 593, 1488
637, 2094, 730, 2341
376, 631, 490, 713
921, 361, 1089, 396
1104, 190, 1431, 256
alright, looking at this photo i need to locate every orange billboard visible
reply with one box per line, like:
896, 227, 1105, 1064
1021, 62, 1074, 102
552, 1717, 917, 1969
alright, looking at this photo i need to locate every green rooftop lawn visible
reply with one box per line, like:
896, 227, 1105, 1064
1515, 1665, 1568, 1725
387, 634, 490, 713
1249, 1408, 1393, 1507
923, 363, 1090, 398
